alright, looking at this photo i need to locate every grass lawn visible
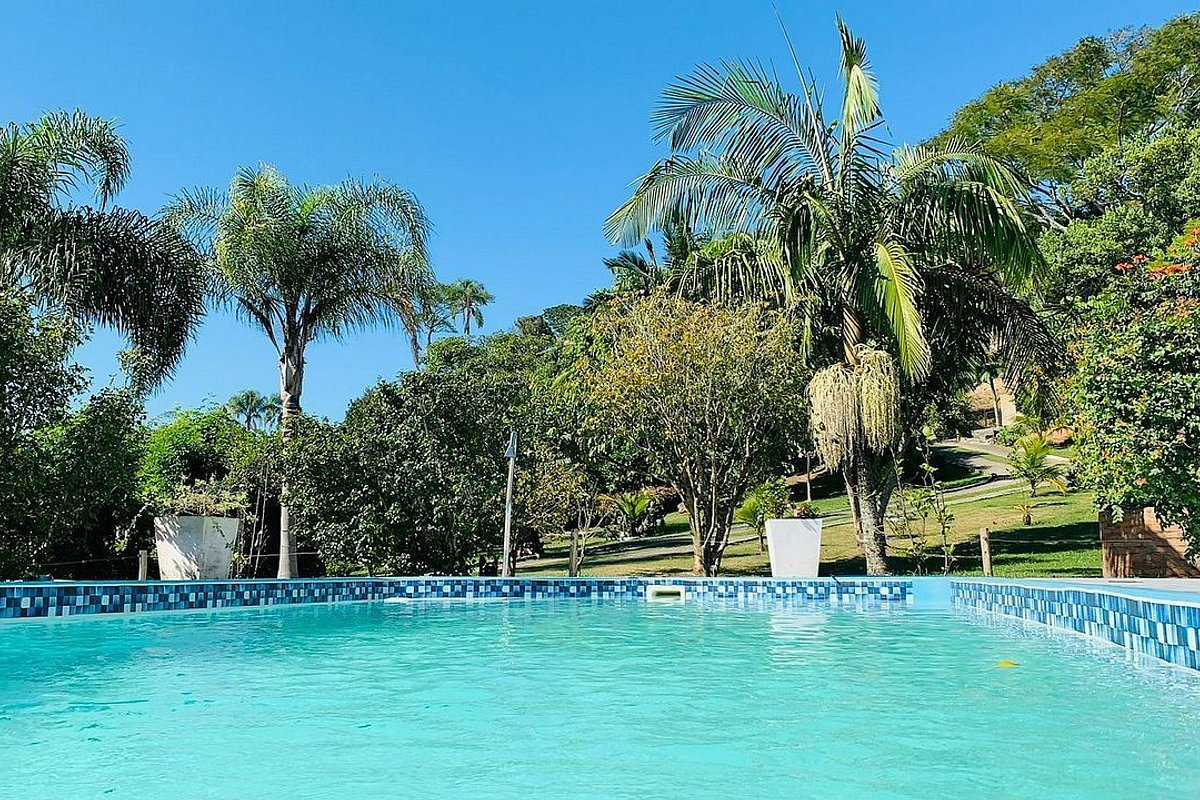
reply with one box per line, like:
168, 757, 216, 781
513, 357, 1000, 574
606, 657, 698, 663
519, 487, 1101, 579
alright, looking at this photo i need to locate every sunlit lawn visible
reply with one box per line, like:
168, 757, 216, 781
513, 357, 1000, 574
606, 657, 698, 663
520, 488, 1101, 579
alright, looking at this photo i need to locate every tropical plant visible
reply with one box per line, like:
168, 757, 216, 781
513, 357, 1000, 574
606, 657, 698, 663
1015, 503, 1035, 526
445, 278, 494, 336
606, 490, 653, 540
735, 478, 791, 552
1007, 434, 1067, 497
386, 262, 453, 368
0, 111, 205, 386
605, 20, 1050, 573
164, 164, 430, 577
225, 389, 280, 431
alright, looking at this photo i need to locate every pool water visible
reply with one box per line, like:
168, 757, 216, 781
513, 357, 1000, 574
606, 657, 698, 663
2, 600, 1199, 798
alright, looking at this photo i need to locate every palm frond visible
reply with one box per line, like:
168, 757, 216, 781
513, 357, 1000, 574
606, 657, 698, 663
870, 238, 929, 378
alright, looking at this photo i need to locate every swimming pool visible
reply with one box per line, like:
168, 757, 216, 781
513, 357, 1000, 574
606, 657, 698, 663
2, 590, 1199, 798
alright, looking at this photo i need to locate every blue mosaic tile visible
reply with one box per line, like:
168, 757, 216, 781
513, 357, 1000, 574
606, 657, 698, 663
952, 580, 1200, 672
0, 577, 912, 620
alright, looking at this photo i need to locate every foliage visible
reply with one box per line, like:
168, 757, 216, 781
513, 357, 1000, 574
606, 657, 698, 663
921, 393, 975, 440
578, 295, 806, 575
890, 437, 956, 575
226, 389, 280, 431
1075, 224, 1200, 551
165, 163, 431, 577
0, 111, 205, 386
606, 20, 1050, 574
138, 408, 248, 510
993, 414, 1042, 447
1015, 503, 1035, 526
605, 490, 653, 540
735, 478, 792, 552
1007, 433, 1068, 497
936, 15, 1200, 191
445, 278, 494, 336
1038, 124, 1200, 308
287, 335, 536, 576
160, 478, 245, 517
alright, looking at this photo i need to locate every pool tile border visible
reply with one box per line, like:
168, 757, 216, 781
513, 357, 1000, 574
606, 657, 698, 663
0, 577, 911, 620
953, 580, 1200, 671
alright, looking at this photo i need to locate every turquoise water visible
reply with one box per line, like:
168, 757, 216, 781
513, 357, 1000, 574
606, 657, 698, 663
2, 600, 1200, 798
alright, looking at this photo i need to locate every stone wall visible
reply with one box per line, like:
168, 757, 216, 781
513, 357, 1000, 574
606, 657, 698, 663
1100, 507, 1200, 578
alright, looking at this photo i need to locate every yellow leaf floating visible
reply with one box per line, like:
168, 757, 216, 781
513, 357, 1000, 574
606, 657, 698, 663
996, 660, 1020, 668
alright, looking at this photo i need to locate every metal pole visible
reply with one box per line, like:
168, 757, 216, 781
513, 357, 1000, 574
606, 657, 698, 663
501, 431, 517, 577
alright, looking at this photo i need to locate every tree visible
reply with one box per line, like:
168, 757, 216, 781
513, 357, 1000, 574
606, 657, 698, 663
445, 278, 494, 336
164, 164, 430, 577
1076, 222, 1200, 551
287, 335, 534, 576
935, 14, 1200, 221
580, 296, 806, 576
225, 389, 279, 431
606, 20, 1050, 573
0, 111, 205, 386
1006, 433, 1067, 497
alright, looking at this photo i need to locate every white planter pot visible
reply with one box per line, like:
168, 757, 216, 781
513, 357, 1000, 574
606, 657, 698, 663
153, 516, 238, 580
766, 518, 823, 577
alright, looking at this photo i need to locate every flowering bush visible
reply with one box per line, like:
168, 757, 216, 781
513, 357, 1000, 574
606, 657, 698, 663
1076, 221, 1200, 552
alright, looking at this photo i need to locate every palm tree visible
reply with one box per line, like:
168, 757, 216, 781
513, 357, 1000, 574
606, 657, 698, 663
0, 110, 204, 386
1007, 434, 1067, 497
606, 19, 1053, 573
226, 389, 280, 431
226, 389, 269, 430
165, 164, 430, 578
445, 278, 493, 336
387, 272, 456, 368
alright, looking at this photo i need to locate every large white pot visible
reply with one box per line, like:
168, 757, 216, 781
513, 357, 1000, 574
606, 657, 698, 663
153, 516, 238, 580
765, 518, 823, 577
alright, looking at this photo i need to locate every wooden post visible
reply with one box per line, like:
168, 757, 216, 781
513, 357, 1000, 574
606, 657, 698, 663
569, 531, 579, 578
137, 549, 149, 581
979, 528, 994, 577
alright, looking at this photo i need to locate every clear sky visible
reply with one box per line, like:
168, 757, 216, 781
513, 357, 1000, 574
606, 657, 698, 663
2, 1, 1195, 420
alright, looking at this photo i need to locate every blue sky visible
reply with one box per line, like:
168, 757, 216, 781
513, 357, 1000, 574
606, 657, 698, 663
2, 0, 1194, 419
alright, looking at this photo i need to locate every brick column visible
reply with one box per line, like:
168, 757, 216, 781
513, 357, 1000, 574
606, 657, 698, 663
1100, 507, 1200, 578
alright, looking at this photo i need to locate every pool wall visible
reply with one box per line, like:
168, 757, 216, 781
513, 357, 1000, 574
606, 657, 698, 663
0, 577, 910, 620
954, 580, 1200, 671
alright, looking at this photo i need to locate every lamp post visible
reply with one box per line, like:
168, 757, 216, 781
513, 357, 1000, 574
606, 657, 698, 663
501, 430, 517, 577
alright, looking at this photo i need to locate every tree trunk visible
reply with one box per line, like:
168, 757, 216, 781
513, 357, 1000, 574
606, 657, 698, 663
988, 374, 1003, 428
277, 341, 304, 579
407, 331, 421, 370
845, 451, 896, 575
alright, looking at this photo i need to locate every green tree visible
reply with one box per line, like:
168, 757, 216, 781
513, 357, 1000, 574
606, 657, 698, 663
580, 296, 807, 576
225, 389, 279, 431
287, 335, 534, 576
936, 14, 1200, 219
1006, 433, 1067, 497
0, 111, 204, 386
445, 278, 494, 336
606, 20, 1049, 573
0, 292, 86, 578
165, 164, 430, 577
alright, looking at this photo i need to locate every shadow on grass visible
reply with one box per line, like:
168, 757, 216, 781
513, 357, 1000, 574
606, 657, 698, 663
818, 519, 1100, 577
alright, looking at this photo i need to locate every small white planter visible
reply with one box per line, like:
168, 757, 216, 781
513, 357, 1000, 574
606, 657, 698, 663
766, 518, 823, 577
153, 516, 238, 580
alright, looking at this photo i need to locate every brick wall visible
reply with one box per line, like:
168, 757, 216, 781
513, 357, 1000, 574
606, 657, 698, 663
1100, 507, 1200, 578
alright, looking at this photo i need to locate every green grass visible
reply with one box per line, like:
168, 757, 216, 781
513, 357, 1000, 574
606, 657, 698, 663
519, 487, 1101, 579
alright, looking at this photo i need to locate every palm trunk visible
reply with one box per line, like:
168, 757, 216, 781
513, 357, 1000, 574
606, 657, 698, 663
277, 341, 304, 579
407, 332, 421, 370
988, 374, 1003, 428
846, 451, 896, 575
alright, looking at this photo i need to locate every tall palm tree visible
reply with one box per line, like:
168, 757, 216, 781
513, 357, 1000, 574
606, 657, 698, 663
606, 20, 1052, 573
386, 269, 456, 368
446, 278, 493, 336
165, 164, 430, 578
0, 110, 205, 385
